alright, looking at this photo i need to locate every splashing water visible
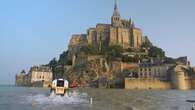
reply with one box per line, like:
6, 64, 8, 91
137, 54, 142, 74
22, 90, 90, 108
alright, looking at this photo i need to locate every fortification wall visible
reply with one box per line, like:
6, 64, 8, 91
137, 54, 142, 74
190, 75, 195, 89
31, 81, 51, 88
171, 70, 191, 90
191, 79, 195, 89
125, 78, 171, 90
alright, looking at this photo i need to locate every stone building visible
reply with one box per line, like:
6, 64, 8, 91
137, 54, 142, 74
87, 1, 143, 50
170, 64, 192, 90
125, 63, 174, 90
69, 1, 143, 53
138, 63, 173, 81
29, 65, 53, 86
16, 65, 53, 87
125, 57, 195, 90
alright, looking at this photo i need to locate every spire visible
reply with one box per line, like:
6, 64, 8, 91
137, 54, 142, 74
114, 0, 118, 11
113, 0, 120, 16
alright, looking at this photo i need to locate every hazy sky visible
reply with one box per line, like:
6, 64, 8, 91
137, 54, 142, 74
0, 0, 195, 85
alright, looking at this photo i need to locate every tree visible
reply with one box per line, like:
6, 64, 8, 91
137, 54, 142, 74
148, 46, 165, 58
48, 58, 57, 67
122, 56, 135, 62
141, 36, 153, 48
81, 45, 98, 55
21, 70, 26, 73
58, 51, 68, 65
106, 45, 123, 57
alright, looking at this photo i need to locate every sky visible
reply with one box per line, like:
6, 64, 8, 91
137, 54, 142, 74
0, 0, 195, 85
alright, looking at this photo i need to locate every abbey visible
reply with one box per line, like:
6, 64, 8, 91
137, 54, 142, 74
71, 1, 143, 51
88, 2, 143, 50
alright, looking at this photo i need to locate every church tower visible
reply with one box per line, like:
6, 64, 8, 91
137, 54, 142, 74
111, 0, 121, 27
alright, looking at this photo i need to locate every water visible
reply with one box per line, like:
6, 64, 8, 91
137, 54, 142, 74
0, 86, 195, 110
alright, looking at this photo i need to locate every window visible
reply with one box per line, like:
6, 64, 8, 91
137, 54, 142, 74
57, 80, 64, 87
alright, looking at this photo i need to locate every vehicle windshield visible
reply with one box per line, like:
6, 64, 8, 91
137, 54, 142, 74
57, 80, 64, 87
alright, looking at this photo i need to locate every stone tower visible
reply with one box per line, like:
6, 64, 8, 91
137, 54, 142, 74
171, 65, 191, 90
111, 0, 121, 27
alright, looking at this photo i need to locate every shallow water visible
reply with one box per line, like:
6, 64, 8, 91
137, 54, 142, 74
0, 86, 194, 110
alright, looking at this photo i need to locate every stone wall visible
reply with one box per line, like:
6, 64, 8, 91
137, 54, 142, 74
96, 24, 110, 49
191, 78, 195, 89
31, 81, 51, 88
68, 34, 87, 58
171, 71, 191, 90
125, 78, 171, 90
87, 28, 97, 48
170, 65, 192, 90
109, 27, 130, 49
132, 28, 142, 48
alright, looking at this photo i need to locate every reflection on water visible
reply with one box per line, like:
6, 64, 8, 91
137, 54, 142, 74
0, 86, 195, 110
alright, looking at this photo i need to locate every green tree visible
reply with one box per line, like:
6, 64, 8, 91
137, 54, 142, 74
48, 58, 57, 67
21, 70, 26, 73
106, 45, 123, 57
148, 46, 165, 58
141, 36, 153, 48
58, 51, 68, 65
81, 45, 98, 55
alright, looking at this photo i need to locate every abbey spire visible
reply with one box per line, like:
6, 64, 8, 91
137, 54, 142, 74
111, 0, 121, 27
113, 0, 120, 16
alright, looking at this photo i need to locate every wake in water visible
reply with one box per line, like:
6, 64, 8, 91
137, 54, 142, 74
22, 90, 90, 108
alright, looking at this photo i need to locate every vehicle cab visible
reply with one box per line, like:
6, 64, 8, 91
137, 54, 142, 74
50, 79, 69, 96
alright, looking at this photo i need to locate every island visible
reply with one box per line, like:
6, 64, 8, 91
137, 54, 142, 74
15, 1, 195, 90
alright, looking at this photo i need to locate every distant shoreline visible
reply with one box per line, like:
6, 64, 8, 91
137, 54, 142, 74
0, 84, 15, 87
